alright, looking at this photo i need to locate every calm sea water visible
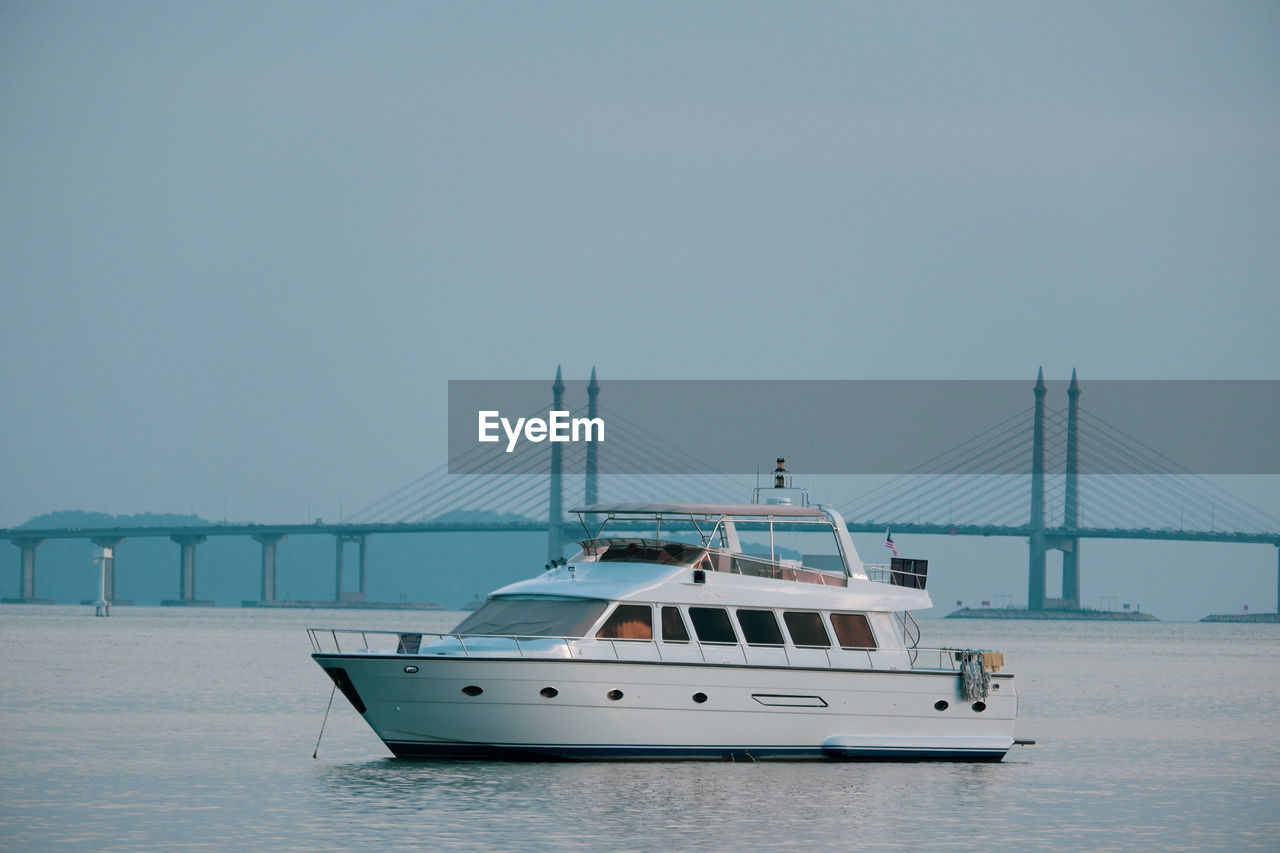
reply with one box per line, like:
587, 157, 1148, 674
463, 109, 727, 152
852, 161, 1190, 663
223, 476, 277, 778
1, 605, 1277, 852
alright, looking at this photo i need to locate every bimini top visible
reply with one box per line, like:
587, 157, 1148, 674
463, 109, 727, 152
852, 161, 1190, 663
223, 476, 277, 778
571, 502, 824, 518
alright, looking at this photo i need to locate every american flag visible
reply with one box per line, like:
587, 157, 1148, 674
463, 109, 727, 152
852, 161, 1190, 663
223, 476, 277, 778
884, 530, 897, 557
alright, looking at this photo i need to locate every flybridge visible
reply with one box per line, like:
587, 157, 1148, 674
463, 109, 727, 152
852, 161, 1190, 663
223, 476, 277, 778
477, 410, 605, 453
570, 501, 875, 584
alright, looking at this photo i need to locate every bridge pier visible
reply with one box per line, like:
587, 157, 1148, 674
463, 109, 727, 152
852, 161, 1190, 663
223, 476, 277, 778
3, 538, 53, 603
335, 534, 367, 602
1061, 538, 1081, 606
163, 534, 213, 606
1028, 534, 1046, 609
253, 534, 286, 603
1044, 534, 1080, 609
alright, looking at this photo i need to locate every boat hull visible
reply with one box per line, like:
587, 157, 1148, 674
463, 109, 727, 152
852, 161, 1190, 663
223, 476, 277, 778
313, 654, 1017, 761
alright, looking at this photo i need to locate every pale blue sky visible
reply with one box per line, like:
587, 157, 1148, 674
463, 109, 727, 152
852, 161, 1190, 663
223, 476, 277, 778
2, 2, 1277, 616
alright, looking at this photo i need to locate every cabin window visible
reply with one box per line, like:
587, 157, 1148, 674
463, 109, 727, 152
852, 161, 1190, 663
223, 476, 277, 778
830, 612, 877, 649
735, 609, 784, 646
783, 611, 831, 648
661, 606, 690, 643
597, 604, 653, 640
452, 597, 610, 638
689, 607, 738, 644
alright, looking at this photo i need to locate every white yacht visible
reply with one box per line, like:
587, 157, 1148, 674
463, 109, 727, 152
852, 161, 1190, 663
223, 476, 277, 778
309, 483, 1020, 760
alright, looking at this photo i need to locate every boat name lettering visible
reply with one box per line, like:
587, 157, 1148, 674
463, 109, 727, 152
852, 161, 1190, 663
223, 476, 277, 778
477, 410, 605, 452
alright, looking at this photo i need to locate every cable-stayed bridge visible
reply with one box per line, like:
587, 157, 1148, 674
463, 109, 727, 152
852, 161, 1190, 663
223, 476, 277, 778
4, 369, 1278, 611
839, 370, 1280, 610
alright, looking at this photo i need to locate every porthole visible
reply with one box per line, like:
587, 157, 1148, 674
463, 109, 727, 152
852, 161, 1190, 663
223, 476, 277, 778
934, 700, 949, 711
540, 687, 559, 699
972, 701, 987, 713
693, 692, 708, 704
403, 665, 419, 674
606, 689, 624, 701
992, 683, 1001, 690
461, 685, 483, 697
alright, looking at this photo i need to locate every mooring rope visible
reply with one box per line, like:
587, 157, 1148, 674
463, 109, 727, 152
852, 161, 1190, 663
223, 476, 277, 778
312, 683, 337, 759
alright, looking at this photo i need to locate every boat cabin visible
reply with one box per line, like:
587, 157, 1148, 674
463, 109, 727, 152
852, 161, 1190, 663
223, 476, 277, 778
443, 503, 927, 669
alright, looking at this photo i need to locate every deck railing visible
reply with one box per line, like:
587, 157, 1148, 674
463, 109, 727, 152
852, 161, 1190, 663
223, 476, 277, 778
573, 538, 927, 590
307, 628, 993, 672
862, 562, 928, 588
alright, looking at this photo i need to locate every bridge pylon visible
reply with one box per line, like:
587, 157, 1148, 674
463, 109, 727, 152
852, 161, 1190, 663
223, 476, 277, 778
1030, 368, 1084, 611
585, 366, 599, 507
1028, 368, 1048, 610
548, 366, 565, 561
1060, 368, 1082, 608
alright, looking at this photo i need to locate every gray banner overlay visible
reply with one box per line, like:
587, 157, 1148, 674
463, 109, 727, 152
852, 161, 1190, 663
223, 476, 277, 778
448, 380, 1279, 475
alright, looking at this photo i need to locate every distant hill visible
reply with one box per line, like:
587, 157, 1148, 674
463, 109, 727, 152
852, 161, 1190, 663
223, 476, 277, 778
16, 510, 213, 530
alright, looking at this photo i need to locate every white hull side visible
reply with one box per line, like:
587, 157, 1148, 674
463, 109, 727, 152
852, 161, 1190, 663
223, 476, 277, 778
314, 654, 1017, 761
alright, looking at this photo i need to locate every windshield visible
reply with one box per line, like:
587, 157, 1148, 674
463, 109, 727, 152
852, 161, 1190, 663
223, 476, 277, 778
584, 538, 711, 567
734, 520, 846, 576
451, 597, 610, 637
